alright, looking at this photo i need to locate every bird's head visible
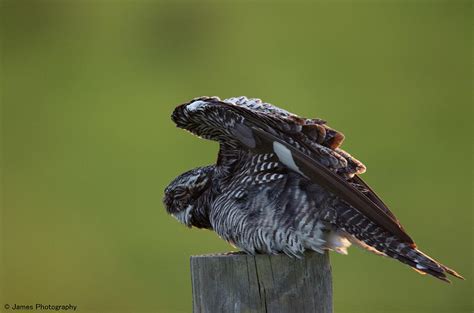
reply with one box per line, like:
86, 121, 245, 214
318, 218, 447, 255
163, 166, 214, 228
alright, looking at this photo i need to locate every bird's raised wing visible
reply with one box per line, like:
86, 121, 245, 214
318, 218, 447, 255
171, 96, 414, 245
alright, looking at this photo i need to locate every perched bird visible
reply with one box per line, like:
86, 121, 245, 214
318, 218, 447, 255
163, 96, 463, 282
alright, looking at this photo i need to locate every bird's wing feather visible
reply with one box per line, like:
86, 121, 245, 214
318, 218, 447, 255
220, 103, 414, 245
348, 175, 398, 221
172, 98, 414, 244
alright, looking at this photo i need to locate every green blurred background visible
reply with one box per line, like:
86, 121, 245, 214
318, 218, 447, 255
1, 1, 472, 312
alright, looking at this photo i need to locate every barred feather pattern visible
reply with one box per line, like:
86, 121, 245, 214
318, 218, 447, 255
165, 96, 463, 282
340, 210, 463, 281
210, 150, 335, 257
208, 150, 371, 257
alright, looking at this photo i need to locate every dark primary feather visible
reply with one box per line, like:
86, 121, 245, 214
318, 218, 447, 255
164, 96, 463, 282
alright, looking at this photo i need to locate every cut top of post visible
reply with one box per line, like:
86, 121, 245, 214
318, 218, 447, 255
190, 251, 332, 313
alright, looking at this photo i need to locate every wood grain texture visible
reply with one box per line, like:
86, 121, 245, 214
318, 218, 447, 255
190, 251, 332, 313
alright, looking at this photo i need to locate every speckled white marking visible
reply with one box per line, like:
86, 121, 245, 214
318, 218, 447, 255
187, 100, 207, 112
273, 141, 304, 175
173, 205, 193, 225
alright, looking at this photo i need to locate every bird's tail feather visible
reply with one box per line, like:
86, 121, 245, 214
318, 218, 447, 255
379, 244, 464, 283
335, 208, 464, 282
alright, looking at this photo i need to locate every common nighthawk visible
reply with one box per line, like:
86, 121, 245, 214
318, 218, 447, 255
163, 96, 463, 282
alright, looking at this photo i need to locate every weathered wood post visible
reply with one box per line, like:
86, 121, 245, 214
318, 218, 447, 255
190, 251, 332, 313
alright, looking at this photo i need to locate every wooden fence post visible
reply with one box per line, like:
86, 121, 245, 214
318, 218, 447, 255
190, 251, 332, 313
